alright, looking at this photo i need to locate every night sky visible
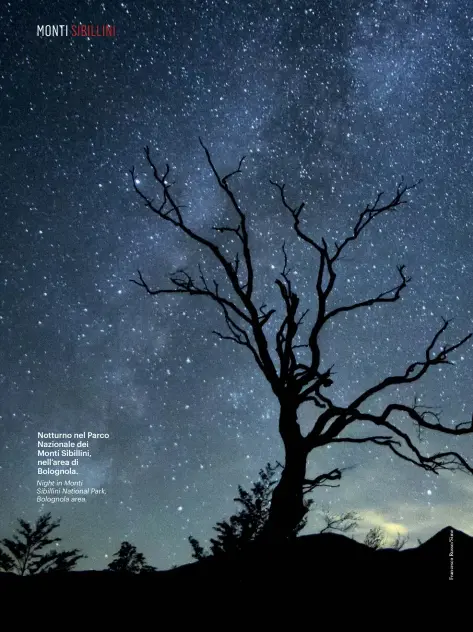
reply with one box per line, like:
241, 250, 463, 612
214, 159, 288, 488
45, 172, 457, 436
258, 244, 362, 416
2, 0, 473, 570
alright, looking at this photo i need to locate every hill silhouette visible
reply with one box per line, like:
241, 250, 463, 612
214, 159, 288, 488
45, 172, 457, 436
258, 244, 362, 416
0, 525, 468, 597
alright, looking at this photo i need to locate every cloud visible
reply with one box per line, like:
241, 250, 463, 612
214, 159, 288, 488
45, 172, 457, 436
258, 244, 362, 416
358, 509, 408, 543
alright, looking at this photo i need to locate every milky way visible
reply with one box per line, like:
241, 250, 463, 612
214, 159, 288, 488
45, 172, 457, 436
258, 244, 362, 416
1, 0, 473, 568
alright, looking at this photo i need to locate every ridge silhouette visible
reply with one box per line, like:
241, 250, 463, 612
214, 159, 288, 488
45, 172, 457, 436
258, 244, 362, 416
0, 525, 468, 596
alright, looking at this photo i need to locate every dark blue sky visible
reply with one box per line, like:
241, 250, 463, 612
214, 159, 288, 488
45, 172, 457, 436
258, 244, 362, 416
1, 0, 473, 569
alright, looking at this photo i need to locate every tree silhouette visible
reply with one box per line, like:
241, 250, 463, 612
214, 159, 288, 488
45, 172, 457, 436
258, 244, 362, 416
130, 140, 473, 542
0, 549, 13, 573
107, 541, 156, 573
0, 512, 85, 575
189, 535, 208, 561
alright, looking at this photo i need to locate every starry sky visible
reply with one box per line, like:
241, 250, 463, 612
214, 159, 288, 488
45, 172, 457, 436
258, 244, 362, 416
2, 0, 473, 570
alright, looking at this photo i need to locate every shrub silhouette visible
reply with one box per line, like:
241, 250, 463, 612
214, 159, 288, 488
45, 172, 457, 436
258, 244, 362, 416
0, 512, 85, 575
391, 532, 409, 550
189, 463, 310, 559
189, 462, 413, 561
364, 526, 386, 550
189, 463, 358, 559
107, 541, 156, 573
363, 526, 408, 550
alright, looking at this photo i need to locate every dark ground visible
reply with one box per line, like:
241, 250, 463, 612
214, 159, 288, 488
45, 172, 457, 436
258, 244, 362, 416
0, 526, 465, 601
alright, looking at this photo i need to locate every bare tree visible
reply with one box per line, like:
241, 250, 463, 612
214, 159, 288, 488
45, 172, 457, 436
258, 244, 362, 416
318, 511, 360, 535
391, 532, 409, 551
129, 140, 473, 542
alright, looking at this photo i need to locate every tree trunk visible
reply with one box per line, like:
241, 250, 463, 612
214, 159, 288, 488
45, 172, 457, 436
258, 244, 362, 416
263, 404, 308, 542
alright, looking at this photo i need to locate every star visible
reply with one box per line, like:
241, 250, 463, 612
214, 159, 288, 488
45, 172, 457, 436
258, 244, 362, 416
1, 0, 472, 572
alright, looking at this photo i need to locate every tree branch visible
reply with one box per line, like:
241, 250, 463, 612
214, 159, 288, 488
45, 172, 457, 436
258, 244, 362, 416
130, 143, 281, 392
331, 178, 422, 262
349, 318, 472, 410
199, 138, 254, 300
271, 178, 421, 397
303, 467, 346, 492
324, 264, 411, 322
318, 510, 360, 535
328, 404, 473, 475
